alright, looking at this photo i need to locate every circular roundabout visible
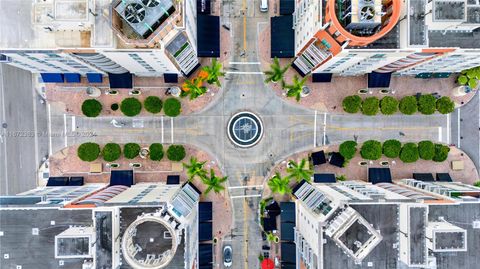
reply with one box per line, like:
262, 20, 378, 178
227, 111, 264, 148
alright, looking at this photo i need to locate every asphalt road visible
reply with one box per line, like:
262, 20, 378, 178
0, 64, 48, 195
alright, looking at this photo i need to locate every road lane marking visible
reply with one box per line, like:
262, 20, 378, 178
47, 104, 52, 156
231, 194, 262, 199
170, 117, 174, 144
71, 116, 76, 132
228, 185, 263, 189
242, 0, 246, 51
229, 62, 261, 65
323, 113, 327, 145
0, 65, 8, 194
446, 113, 450, 144
161, 116, 164, 143
243, 198, 248, 269
313, 110, 317, 147
225, 71, 264, 75
438, 127, 442, 142
457, 108, 461, 148
31, 79, 39, 182
63, 114, 68, 148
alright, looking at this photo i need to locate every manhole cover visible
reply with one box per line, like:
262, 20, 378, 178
227, 111, 263, 148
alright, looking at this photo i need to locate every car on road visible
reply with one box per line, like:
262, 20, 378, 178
223, 245, 232, 267
260, 0, 268, 12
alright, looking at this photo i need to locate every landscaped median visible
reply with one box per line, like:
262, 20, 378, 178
342, 94, 455, 115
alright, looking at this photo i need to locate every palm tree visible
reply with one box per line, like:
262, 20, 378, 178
266, 232, 279, 244
181, 77, 207, 100
183, 157, 207, 181
202, 58, 225, 87
268, 172, 291, 195
202, 169, 228, 195
264, 57, 290, 84
286, 158, 313, 182
283, 75, 308, 102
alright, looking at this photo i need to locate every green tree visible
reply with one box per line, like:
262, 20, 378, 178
102, 143, 122, 162
286, 159, 313, 182
474, 181, 480, 187
380, 96, 399, 115
339, 140, 358, 159
164, 98, 182, 117
436, 96, 455, 114
124, 143, 140, 159
149, 143, 164, 161
167, 144, 186, 161
202, 169, 227, 195
382, 139, 401, 158
183, 157, 207, 181
82, 99, 102, 117
418, 94, 436, 115
264, 57, 290, 83
268, 172, 291, 195
202, 58, 225, 87
181, 78, 208, 100
362, 97, 380, 116
77, 142, 100, 162
360, 140, 382, 160
418, 141, 435, 160
120, 98, 142, 117
144, 96, 163, 114
283, 75, 308, 102
399, 143, 419, 163
433, 144, 450, 162
458, 66, 480, 88
342, 95, 362, 113
399, 96, 418, 115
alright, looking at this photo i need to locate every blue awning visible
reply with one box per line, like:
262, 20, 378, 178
280, 0, 294, 15
164, 73, 178, 83
313, 173, 336, 183
368, 72, 392, 88
110, 170, 134, 187
41, 73, 64, 83
197, 15, 220, 57
64, 73, 81, 83
312, 73, 333, 83
271, 15, 294, 58
108, 72, 133, 89
197, 0, 211, 14
369, 168, 392, 184
87, 73, 103, 83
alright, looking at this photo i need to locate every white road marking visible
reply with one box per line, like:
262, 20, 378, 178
47, 104, 52, 156
63, 114, 68, 148
170, 117, 174, 144
225, 71, 264, 75
71, 116, 76, 132
229, 62, 261, 65
438, 127, 442, 142
228, 185, 263, 189
313, 110, 317, 147
457, 108, 461, 148
446, 113, 450, 144
0, 65, 8, 194
230, 194, 262, 199
161, 116, 164, 143
323, 113, 327, 145
32, 82, 39, 178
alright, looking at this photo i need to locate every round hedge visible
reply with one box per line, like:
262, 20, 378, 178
144, 96, 163, 114
77, 142, 100, 162
121, 98, 142, 117
380, 96, 398, 115
149, 143, 164, 161
360, 140, 382, 160
339, 140, 358, 160
436, 96, 455, 114
433, 144, 450, 162
164, 98, 181, 117
474, 181, 480, 187
111, 103, 119, 111
362, 97, 379, 116
102, 143, 122, 162
82, 99, 102, 117
418, 94, 436, 115
342, 95, 362, 113
418, 140, 435, 160
400, 143, 419, 163
399, 96, 418, 115
167, 144, 186, 161
382, 139, 401, 158
124, 143, 140, 159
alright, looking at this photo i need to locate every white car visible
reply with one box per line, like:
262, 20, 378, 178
223, 245, 233, 267
260, 0, 268, 12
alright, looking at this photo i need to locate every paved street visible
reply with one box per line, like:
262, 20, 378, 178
0, 64, 48, 195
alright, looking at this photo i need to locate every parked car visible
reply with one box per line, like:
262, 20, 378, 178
260, 0, 268, 12
223, 245, 233, 267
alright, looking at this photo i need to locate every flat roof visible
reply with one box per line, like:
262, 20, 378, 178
409, 207, 427, 265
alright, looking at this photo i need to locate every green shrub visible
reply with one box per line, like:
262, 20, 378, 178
124, 143, 140, 159
102, 143, 122, 162
433, 144, 450, 162
164, 98, 181, 117
361, 97, 379, 116
144, 96, 163, 114
339, 140, 358, 159
167, 144, 186, 161
360, 140, 382, 160
418, 94, 436, 115
474, 181, 480, 187
380, 96, 398, 115
399, 96, 418, 115
418, 140, 435, 160
110, 103, 119, 111
382, 139, 401, 158
436, 96, 455, 114
149, 143, 164, 161
77, 142, 100, 162
121, 97, 142, 117
342, 95, 362, 113
82, 99, 102, 117
399, 143, 419, 163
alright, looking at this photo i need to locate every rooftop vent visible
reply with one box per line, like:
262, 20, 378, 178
142, 0, 161, 7
125, 3, 146, 23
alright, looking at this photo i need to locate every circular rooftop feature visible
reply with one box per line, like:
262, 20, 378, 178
227, 112, 264, 148
122, 215, 178, 269
124, 3, 146, 24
